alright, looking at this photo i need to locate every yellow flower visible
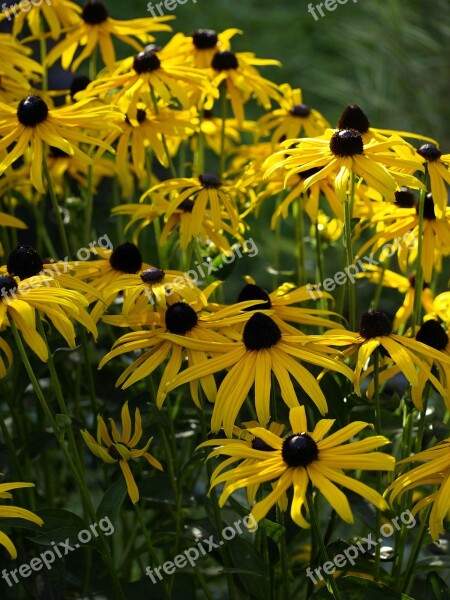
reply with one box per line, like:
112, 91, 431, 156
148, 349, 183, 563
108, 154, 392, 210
209, 50, 281, 123
81, 401, 163, 504
257, 84, 330, 143
2, 0, 81, 40
416, 143, 450, 220
0, 95, 122, 192
0, 478, 43, 558
311, 310, 450, 397
164, 311, 353, 435
203, 406, 394, 526
386, 438, 450, 540
0, 34, 42, 100
45, 0, 173, 71
264, 128, 424, 203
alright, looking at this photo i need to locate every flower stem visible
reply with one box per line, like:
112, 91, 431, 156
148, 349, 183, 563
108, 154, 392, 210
306, 489, 343, 600
294, 200, 306, 286
149, 86, 177, 178
373, 349, 382, 581
343, 173, 356, 331
412, 187, 426, 332
276, 506, 291, 600
399, 505, 431, 593
219, 83, 228, 179
42, 153, 71, 258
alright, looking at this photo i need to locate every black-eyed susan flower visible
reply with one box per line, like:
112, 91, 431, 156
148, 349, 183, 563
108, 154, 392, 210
264, 128, 423, 203
81, 401, 162, 504
162, 28, 241, 69
386, 438, 450, 540
0, 95, 122, 192
0, 246, 97, 361
102, 104, 195, 174
3, 0, 81, 40
257, 84, 330, 144
0, 478, 43, 558
164, 311, 353, 435
99, 296, 252, 408
81, 45, 211, 123
416, 143, 450, 220
112, 195, 243, 252
203, 406, 394, 526
209, 50, 281, 123
311, 310, 450, 397
45, 0, 173, 71
142, 173, 249, 235
356, 267, 434, 330
356, 191, 450, 283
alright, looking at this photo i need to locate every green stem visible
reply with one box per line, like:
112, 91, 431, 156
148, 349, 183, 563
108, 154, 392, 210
149, 87, 177, 178
412, 188, 426, 332
42, 153, 71, 258
399, 505, 431, 593
218, 84, 228, 179
84, 165, 94, 248
306, 490, 343, 600
343, 174, 356, 331
8, 317, 125, 600
373, 350, 382, 582
276, 506, 291, 600
295, 200, 306, 286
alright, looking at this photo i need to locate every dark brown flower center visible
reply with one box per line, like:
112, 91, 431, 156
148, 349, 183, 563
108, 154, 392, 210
282, 433, 318, 467
330, 129, 364, 157
199, 173, 222, 188
418, 193, 436, 220
141, 268, 165, 284
237, 284, 271, 310
125, 109, 147, 125
82, 0, 108, 24
359, 310, 392, 338
416, 320, 449, 351
133, 46, 161, 74
211, 51, 238, 71
394, 188, 416, 208
290, 104, 311, 118
109, 242, 143, 274
192, 29, 218, 49
251, 437, 275, 452
17, 96, 48, 127
243, 313, 281, 350
165, 302, 198, 334
337, 105, 370, 134
0, 276, 18, 297
7, 245, 43, 280
107, 442, 129, 460
417, 143, 442, 162
70, 75, 91, 101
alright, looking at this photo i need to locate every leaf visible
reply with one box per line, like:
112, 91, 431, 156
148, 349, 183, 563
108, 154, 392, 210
226, 535, 267, 599
311, 576, 415, 599
427, 571, 450, 600
96, 477, 127, 523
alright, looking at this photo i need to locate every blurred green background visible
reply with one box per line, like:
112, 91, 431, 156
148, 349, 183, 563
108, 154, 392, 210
108, 0, 450, 146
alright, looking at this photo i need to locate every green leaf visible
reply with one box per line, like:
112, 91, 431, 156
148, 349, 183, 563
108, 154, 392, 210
311, 576, 415, 599
226, 535, 266, 599
96, 477, 127, 522
427, 571, 450, 600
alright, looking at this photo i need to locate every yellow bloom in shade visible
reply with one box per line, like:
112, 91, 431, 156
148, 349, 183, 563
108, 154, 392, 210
0, 478, 43, 558
201, 406, 394, 526
0, 95, 122, 193
311, 310, 450, 397
2, 0, 81, 40
432, 292, 450, 327
386, 438, 450, 540
164, 311, 353, 435
81, 401, 163, 504
0, 34, 42, 98
45, 0, 173, 71
416, 143, 450, 220
257, 84, 330, 143
0, 336, 13, 378
0, 212, 27, 230
264, 128, 423, 203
